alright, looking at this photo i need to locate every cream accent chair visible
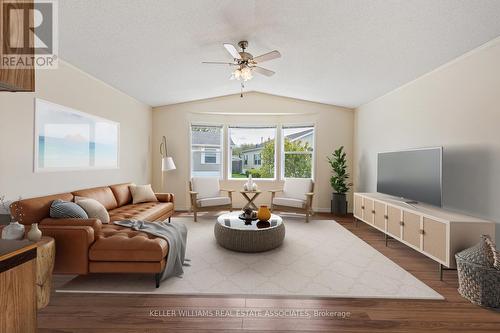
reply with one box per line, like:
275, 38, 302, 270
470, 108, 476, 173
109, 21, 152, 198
269, 178, 314, 222
189, 177, 234, 222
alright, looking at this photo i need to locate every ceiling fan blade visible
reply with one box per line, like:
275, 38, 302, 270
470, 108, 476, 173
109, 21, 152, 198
253, 66, 275, 77
202, 61, 236, 65
223, 43, 242, 60
252, 50, 281, 63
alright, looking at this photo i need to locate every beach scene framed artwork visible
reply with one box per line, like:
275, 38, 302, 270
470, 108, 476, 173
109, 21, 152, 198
34, 98, 119, 172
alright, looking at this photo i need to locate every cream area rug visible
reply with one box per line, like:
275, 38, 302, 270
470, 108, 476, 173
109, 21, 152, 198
56, 216, 443, 300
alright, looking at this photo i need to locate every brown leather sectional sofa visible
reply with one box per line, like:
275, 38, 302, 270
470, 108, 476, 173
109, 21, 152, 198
11, 183, 174, 287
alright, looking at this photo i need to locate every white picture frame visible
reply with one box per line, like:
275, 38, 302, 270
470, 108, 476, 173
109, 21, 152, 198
34, 98, 120, 172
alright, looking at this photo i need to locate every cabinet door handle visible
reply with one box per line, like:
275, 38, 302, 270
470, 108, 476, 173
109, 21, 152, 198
371, 210, 375, 214
399, 221, 404, 226
419, 229, 425, 235
384, 215, 388, 219
361, 206, 365, 210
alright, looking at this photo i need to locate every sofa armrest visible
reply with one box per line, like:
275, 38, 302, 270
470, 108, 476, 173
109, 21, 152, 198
155, 193, 175, 203
38, 225, 95, 274
40, 217, 102, 235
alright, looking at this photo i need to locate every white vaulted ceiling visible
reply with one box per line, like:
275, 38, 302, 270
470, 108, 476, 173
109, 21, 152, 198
59, 0, 500, 108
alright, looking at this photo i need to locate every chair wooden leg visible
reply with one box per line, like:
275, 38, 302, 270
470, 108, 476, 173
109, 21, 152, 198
193, 208, 197, 222
306, 210, 310, 223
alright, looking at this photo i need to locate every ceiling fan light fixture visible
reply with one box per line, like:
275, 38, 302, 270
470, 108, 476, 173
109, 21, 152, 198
240, 66, 253, 81
231, 68, 242, 80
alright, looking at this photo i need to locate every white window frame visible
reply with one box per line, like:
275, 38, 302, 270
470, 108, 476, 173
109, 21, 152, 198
281, 124, 316, 180
227, 125, 278, 180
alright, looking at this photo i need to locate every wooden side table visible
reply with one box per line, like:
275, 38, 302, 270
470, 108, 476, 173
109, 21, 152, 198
36, 236, 55, 309
240, 190, 262, 210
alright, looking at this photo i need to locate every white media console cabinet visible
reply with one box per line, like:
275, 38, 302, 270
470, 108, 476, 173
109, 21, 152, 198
353, 192, 496, 279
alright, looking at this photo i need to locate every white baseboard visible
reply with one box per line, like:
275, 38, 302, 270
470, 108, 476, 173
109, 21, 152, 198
175, 206, 351, 214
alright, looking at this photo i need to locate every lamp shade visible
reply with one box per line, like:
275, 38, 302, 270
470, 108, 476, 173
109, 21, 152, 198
161, 157, 176, 172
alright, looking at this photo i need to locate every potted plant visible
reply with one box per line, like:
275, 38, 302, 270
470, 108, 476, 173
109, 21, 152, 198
327, 146, 352, 215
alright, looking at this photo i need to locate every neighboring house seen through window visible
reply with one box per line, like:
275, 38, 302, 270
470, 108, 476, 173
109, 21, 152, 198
229, 126, 276, 179
282, 125, 314, 178
190, 124, 222, 177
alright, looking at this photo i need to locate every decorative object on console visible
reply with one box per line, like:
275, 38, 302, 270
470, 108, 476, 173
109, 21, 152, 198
75, 197, 110, 223
1, 221, 25, 240
2, 200, 25, 240
456, 235, 500, 308
27, 223, 42, 242
328, 146, 352, 215
257, 205, 271, 222
160, 135, 176, 192
129, 184, 159, 204
0, 195, 12, 225
50, 199, 89, 219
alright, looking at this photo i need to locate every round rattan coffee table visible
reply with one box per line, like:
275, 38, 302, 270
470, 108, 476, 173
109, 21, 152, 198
214, 212, 285, 253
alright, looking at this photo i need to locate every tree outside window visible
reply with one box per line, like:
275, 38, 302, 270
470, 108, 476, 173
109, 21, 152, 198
282, 126, 314, 178
229, 126, 276, 179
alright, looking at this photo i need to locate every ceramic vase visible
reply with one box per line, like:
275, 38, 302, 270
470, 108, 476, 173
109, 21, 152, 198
245, 175, 254, 191
27, 223, 42, 242
1, 221, 25, 240
257, 205, 271, 221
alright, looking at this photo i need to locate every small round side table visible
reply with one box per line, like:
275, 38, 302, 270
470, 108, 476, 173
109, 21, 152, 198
35, 236, 55, 309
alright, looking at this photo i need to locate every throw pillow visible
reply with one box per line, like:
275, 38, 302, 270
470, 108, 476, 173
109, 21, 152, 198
75, 196, 110, 224
50, 199, 89, 219
129, 184, 158, 204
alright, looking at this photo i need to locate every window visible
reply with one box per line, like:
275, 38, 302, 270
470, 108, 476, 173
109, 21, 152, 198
229, 126, 276, 179
282, 125, 314, 178
254, 153, 261, 165
190, 124, 223, 177
201, 148, 219, 164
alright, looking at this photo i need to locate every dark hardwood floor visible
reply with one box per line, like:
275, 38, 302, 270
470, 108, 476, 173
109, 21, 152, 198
38, 213, 500, 332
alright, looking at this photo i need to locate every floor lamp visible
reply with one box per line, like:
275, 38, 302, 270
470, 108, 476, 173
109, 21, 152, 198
160, 136, 176, 192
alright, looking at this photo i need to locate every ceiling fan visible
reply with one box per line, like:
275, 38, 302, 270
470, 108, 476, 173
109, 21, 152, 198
203, 41, 281, 84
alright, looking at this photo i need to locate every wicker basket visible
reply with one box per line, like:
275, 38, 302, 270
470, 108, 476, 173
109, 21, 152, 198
455, 235, 500, 308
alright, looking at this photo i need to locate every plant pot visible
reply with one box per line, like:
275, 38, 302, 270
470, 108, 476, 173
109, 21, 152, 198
331, 193, 347, 215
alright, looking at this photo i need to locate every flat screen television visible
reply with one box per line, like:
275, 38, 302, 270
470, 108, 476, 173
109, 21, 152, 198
377, 147, 442, 206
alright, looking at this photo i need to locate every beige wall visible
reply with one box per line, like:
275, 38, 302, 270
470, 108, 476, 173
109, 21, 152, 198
0, 60, 152, 200
153, 92, 354, 211
354, 38, 500, 243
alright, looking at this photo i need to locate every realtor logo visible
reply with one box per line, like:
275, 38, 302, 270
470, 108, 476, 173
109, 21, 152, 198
1, 0, 58, 69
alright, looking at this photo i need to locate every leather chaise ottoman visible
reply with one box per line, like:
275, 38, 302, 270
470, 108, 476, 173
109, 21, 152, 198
89, 224, 169, 287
